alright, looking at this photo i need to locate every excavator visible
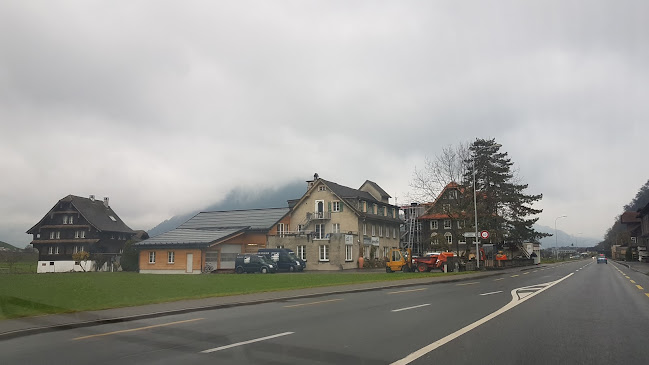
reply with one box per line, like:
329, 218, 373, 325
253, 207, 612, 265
386, 248, 460, 273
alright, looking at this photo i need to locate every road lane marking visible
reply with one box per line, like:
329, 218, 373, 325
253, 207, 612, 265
625, 276, 630, 279
391, 273, 573, 365
479, 291, 503, 296
73, 318, 204, 340
523, 272, 530, 275
284, 298, 342, 308
532, 270, 538, 273
387, 288, 427, 295
201, 332, 294, 353
630, 280, 636, 284
511, 275, 519, 277
493, 278, 505, 281
456, 282, 480, 286
637, 285, 644, 290
645, 293, 649, 298
392, 304, 431, 312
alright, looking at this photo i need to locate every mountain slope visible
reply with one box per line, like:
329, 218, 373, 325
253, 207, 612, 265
148, 181, 306, 237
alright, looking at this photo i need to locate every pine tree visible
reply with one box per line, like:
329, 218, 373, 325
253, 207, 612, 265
463, 138, 549, 249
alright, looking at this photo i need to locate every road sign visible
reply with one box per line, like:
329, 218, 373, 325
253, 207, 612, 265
480, 230, 490, 239
463, 232, 477, 238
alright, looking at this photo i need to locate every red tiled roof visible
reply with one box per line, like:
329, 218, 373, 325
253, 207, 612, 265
621, 211, 641, 224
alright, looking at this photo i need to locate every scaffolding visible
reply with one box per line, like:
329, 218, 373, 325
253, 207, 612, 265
401, 203, 426, 256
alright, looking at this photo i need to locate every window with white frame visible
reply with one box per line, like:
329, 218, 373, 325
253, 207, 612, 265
448, 190, 457, 199
444, 220, 452, 229
75, 231, 80, 238
48, 246, 54, 254
432, 238, 439, 245
372, 224, 376, 236
459, 235, 466, 244
443, 204, 451, 212
50, 232, 55, 239
345, 245, 353, 261
297, 224, 304, 232
383, 246, 390, 258
168, 251, 175, 264
69, 216, 74, 224
363, 223, 367, 236
385, 226, 389, 238
149, 251, 156, 264
54, 246, 60, 254
430, 220, 438, 230
332, 201, 341, 212
318, 185, 326, 191
457, 220, 465, 229
277, 223, 285, 237
631, 237, 637, 244
445, 232, 452, 244
297, 245, 306, 260
393, 227, 396, 238
319, 245, 329, 261
80, 230, 85, 238
276, 245, 285, 248
63, 215, 68, 224
373, 204, 377, 214
378, 225, 383, 237
332, 223, 340, 233
315, 224, 325, 239
55, 231, 60, 239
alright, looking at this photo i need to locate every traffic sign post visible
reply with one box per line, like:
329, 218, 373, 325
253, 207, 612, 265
480, 230, 490, 240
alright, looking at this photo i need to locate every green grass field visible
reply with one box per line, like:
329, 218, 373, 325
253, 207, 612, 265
0, 271, 471, 320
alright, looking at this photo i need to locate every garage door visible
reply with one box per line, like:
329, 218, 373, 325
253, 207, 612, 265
219, 244, 242, 269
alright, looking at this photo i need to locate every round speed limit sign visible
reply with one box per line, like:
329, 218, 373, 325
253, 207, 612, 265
480, 230, 490, 239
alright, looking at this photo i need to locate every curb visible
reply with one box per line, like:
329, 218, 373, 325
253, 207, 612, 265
0, 265, 546, 340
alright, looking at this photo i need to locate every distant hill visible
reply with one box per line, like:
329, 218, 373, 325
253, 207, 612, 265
148, 181, 306, 237
0, 240, 21, 251
535, 225, 600, 248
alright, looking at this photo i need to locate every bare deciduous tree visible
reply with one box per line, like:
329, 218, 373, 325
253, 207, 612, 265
409, 143, 470, 203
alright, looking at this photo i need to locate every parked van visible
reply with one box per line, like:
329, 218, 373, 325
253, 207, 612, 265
257, 248, 306, 272
234, 254, 277, 274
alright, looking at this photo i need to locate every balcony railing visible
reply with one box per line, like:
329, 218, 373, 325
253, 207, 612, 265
308, 211, 331, 220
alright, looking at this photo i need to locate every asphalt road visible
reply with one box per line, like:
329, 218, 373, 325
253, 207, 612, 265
2, 260, 648, 364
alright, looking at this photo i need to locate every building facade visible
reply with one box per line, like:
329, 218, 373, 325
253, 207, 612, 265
267, 175, 403, 270
26, 195, 135, 273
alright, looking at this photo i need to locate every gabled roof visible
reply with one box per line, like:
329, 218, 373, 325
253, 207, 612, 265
178, 208, 289, 230
320, 179, 377, 202
621, 211, 641, 224
27, 195, 134, 234
423, 182, 466, 216
135, 207, 289, 248
359, 180, 392, 199
134, 228, 245, 248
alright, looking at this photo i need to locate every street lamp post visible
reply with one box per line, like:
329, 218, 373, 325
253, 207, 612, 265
555, 215, 567, 260
472, 143, 501, 269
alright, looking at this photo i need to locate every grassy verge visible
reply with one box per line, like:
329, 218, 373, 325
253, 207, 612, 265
0, 271, 472, 320
0, 261, 37, 274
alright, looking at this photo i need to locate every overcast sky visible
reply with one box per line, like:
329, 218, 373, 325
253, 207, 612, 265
1, 0, 647, 247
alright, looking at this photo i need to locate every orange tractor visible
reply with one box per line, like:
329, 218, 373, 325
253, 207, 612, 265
386, 248, 460, 273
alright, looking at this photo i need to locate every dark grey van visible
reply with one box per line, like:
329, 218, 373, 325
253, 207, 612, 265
257, 248, 306, 272
234, 254, 277, 274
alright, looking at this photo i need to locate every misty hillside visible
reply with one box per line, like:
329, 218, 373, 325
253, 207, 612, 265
535, 225, 600, 248
148, 181, 306, 237
0, 240, 21, 251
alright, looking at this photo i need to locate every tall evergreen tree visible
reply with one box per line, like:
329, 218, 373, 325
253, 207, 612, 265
463, 138, 549, 249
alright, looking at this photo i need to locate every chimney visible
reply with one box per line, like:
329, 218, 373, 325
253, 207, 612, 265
89, 195, 95, 201
307, 172, 320, 190
103, 197, 109, 208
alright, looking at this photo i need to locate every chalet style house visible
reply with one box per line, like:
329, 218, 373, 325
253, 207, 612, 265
134, 208, 289, 274
267, 174, 403, 270
418, 182, 474, 256
27, 195, 136, 273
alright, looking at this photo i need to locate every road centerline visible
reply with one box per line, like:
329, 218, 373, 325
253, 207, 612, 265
72, 318, 204, 341
201, 332, 294, 353
456, 282, 480, 286
283, 298, 342, 308
392, 304, 431, 312
479, 291, 503, 296
387, 288, 427, 295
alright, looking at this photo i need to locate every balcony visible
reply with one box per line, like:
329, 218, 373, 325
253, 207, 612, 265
308, 211, 331, 220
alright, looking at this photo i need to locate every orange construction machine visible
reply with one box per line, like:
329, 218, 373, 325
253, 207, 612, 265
386, 248, 460, 273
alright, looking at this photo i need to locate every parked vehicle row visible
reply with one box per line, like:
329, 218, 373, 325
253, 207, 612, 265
235, 248, 306, 274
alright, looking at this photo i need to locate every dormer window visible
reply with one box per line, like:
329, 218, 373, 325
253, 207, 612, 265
108, 215, 117, 222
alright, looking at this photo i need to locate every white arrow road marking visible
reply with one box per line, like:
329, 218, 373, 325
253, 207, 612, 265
201, 332, 294, 353
391, 273, 573, 365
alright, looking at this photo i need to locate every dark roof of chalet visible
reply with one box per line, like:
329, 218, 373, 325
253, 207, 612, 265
361, 180, 392, 199
178, 207, 289, 230
321, 179, 377, 203
27, 195, 135, 234
621, 211, 641, 224
134, 228, 244, 248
